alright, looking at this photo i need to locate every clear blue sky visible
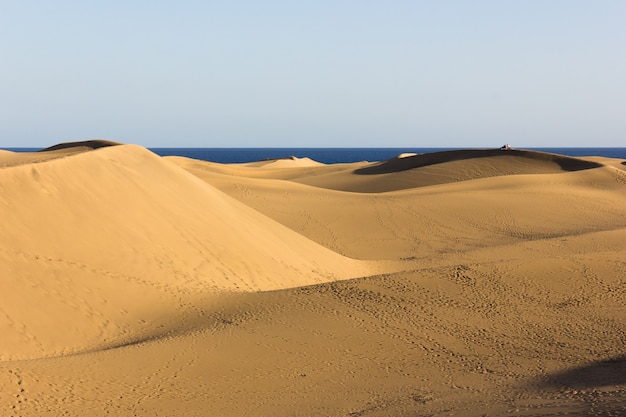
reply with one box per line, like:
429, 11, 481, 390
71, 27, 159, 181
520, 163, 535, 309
1, 1, 624, 148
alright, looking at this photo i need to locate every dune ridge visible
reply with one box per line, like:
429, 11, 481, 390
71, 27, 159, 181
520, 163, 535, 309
1, 143, 625, 416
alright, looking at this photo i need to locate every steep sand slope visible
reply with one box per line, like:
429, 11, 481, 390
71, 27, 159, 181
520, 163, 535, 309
1, 147, 624, 416
0, 145, 373, 360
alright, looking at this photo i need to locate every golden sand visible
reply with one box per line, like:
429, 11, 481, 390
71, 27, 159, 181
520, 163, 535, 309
1, 141, 624, 416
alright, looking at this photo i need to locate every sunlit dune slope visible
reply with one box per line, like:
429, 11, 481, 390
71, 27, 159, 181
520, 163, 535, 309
0, 145, 373, 360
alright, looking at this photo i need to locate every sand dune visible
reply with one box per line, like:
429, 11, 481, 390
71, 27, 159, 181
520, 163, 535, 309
0, 144, 374, 360
1, 143, 625, 416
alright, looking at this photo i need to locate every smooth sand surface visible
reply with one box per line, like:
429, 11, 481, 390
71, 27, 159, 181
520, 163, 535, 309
1, 143, 625, 416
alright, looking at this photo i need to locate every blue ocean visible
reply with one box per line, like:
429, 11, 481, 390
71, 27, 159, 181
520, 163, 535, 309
5, 147, 626, 164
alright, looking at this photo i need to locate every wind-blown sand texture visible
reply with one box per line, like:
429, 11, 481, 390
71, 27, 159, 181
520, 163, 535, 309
1, 142, 625, 416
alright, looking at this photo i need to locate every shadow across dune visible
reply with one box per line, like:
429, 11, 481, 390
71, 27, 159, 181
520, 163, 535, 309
537, 355, 626, 390
355, 149, 603, 175
39, 140, 121, 152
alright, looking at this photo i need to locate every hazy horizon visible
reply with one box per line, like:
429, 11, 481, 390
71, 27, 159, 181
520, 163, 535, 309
2, 1, 624, 148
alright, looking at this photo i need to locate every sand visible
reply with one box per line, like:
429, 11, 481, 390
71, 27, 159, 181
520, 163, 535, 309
1, 142, 625, 416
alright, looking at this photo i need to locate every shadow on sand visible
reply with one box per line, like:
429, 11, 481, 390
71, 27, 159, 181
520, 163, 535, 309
538, 355, 626, 390
355, 149, 603, 175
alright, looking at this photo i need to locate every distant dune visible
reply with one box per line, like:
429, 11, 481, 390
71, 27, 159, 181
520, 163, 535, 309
247, 155, 325, 168
1, 143, 625, 416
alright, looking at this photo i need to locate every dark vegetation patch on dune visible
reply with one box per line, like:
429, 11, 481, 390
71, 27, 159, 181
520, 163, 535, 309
39, 140, 122, 152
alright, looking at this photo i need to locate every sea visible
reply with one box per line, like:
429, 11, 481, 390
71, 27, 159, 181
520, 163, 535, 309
5, 147, 626, 164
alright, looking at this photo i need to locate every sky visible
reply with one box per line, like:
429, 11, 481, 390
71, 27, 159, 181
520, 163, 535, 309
1, 1, 624, 148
